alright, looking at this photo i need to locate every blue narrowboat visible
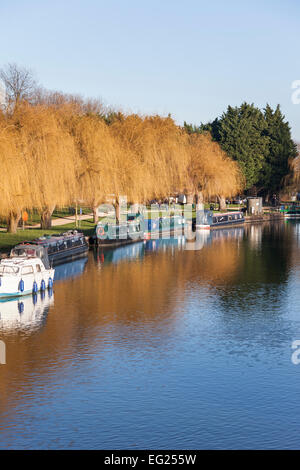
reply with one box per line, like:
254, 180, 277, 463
196, 211, 244, 229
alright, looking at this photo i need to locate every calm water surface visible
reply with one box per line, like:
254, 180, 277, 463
1, 221, 300, 449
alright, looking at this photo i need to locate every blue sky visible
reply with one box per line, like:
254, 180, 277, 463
1, 0, 300, 138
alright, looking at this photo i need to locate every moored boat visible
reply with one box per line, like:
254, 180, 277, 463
90, 213, 187, 246
91, 213, 144, 247
144, 214, 187, 239
0, 245, 55, 298
196, 210, 244, 229
16, 230, 89, 266
280, 202, 300, 217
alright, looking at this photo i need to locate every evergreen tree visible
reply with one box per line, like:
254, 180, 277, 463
216, 103, 269, 189
183, 119, 220, 139
183, 121, 202, 134
259, 104, 297, 194
184, 102, 297, 195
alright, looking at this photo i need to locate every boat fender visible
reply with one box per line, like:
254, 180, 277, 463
41, 279, 46, 291
18, 302, 24, 314
48, 277, 53, 289
32, 281, 38, 293
19, 279, 24, 292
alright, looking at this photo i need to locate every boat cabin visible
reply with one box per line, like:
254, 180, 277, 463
196, 210, 244, 229
10, 244, 50, 269
15, 231, 89, 266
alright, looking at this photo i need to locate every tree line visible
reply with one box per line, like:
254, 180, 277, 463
0, 64, 243, 232
184, 102, 298, 198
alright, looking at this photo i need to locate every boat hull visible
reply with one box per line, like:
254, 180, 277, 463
0, 269, 55, 299
48, 245, 88, 265
196, 220, 245, 230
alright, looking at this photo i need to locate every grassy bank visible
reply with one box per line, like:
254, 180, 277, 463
0, 219, 96, 252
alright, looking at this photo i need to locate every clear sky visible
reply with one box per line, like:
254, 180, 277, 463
1, 0, 300, 138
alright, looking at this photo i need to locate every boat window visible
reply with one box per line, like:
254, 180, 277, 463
0, 266, 19, 274
11, 248, 26, 256
36, 264, 41, 272
213, 217, 217, 223
26, 248, 37, 256
21, 266, 34, 275
12, 247, 37, 257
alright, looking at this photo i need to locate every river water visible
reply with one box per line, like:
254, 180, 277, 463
0, 221, 300, 449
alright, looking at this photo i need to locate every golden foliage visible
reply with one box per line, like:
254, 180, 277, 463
0, 104, 244, 222
187, 133, 244, 198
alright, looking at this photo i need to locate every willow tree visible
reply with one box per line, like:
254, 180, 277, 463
11, 103, 77, 228
0, 113, 33, 232
68, 113, 120, 222
284, 145, 300, 196
187, 133, 243, 210
110, 114, 189, 216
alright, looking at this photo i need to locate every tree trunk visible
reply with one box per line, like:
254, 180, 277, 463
195, 191, 204, 211
40, 206, 55, 229
115, 197, 120, 225
7, 211, 21, 233
186, 192, 194, 205
217, 195, 227, 211
93, 205, 98, 224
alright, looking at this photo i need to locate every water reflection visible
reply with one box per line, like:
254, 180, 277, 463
0, 291, 54, 334
54, 256, 88, 281
1, 221, 300, 449
93, 227, 245, 266
93, 241, 145, 265
0, 257, 88, 336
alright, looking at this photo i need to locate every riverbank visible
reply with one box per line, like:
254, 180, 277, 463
0, 219, 96, 253
0, 211, 287, 253
244, 212, 284, 224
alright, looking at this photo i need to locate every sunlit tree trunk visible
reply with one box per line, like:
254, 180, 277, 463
7, 211, 21, 233
195, 191, 204, 211
92, 205, 98, 224
217, 195, 226, 211
115, 196, 120, 225
186, 192, 194, 205
40, 205, 55, 229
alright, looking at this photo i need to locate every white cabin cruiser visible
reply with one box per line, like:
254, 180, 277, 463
0, 244, 55, 298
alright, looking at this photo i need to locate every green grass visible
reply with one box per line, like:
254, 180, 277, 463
0, 219, 96, 252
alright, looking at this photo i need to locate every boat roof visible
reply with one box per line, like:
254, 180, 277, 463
0, 256, 42, 267
214, 212, 243, 216
17, 230, 85, 247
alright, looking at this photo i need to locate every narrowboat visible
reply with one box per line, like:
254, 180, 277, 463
0, 245, 55, 298
144, 215, 186, 239
279, 202, 300, 217
16, 230, 89, 266
91, 213, 144, 247
196, 211, 244, 229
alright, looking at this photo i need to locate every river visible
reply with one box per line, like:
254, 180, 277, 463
0, 221, 300, 449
